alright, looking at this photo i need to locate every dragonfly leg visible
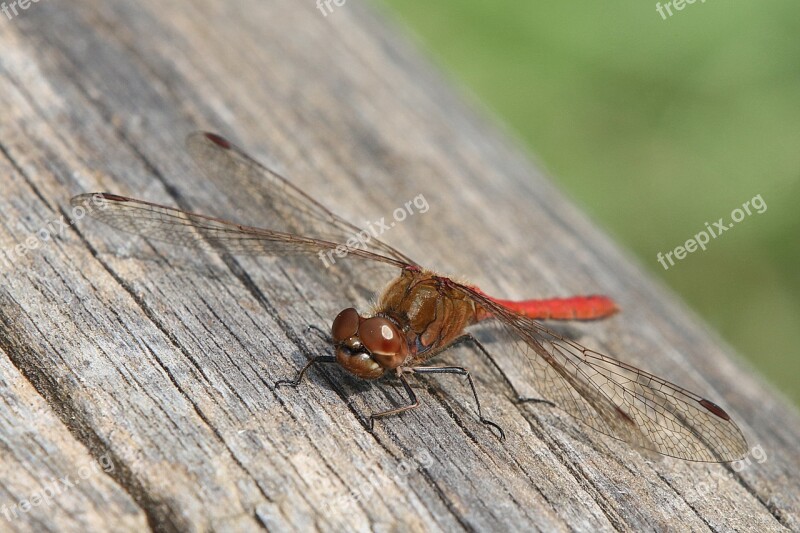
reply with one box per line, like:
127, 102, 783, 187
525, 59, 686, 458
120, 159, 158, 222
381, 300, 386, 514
410, 366, 505, 440
514, 396, 556, 406
275, 356, 336, 388
442, 334, 555, 408
368, 371, 419, 431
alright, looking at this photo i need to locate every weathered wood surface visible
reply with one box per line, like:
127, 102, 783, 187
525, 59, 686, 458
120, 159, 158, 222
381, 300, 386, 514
0, 1, 797, 531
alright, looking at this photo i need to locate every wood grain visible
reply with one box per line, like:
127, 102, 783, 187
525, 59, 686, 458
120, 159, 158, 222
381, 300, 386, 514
0, 1, 797, 531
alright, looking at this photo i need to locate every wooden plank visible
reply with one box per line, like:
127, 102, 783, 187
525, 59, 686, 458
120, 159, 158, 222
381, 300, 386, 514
0, 0, 797, 531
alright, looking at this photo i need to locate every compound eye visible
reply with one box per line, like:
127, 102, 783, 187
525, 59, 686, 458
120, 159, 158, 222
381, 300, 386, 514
359, 317, 402, 356
331, 308, 360, 343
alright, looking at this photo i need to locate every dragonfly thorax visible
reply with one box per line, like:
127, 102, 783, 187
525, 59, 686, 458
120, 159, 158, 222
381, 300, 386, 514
330, 308, 408, 379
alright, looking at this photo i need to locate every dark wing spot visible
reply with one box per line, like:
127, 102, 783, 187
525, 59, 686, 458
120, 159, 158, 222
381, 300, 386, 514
204, 132, 232, 149
699, 398, 731, 421
96, 193, 129, 202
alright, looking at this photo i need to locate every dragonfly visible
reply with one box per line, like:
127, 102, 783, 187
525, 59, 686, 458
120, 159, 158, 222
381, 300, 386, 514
71, 132, 748, 462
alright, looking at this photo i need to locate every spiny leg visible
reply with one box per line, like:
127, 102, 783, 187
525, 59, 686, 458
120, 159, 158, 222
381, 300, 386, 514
274, 323, 334, 389
444, 333, 555, 407
411, 366, 505, 440
368, 371, 419, 431
275, 355, 337, 388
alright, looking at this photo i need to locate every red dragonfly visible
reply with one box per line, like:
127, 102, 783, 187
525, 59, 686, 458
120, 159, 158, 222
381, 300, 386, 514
72, 132, 748, 462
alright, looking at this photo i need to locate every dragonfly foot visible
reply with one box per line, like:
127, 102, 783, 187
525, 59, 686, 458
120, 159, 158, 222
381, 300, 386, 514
515, 396, 556, 408
481, 417, 506, 441
274, 377, 300, 389
274, 356, 337, 390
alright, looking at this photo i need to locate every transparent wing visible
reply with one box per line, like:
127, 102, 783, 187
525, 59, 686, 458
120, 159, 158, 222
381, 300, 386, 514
456, 283, 748, 462
184, 132, 417, 266
70, 193, 410, 269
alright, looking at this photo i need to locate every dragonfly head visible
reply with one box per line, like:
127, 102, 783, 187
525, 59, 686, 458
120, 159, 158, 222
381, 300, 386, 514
331, 308, 407, 379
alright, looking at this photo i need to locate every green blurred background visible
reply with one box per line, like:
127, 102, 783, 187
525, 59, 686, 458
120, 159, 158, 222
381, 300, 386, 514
376, 0, 799, 405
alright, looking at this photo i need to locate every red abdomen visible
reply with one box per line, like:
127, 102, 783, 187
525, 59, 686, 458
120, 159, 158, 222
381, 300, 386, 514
476, 292, 618, 321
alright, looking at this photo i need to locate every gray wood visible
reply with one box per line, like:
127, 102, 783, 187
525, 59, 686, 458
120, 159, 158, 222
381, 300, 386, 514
0, 350, 148, 531
0, 1, 797, 531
